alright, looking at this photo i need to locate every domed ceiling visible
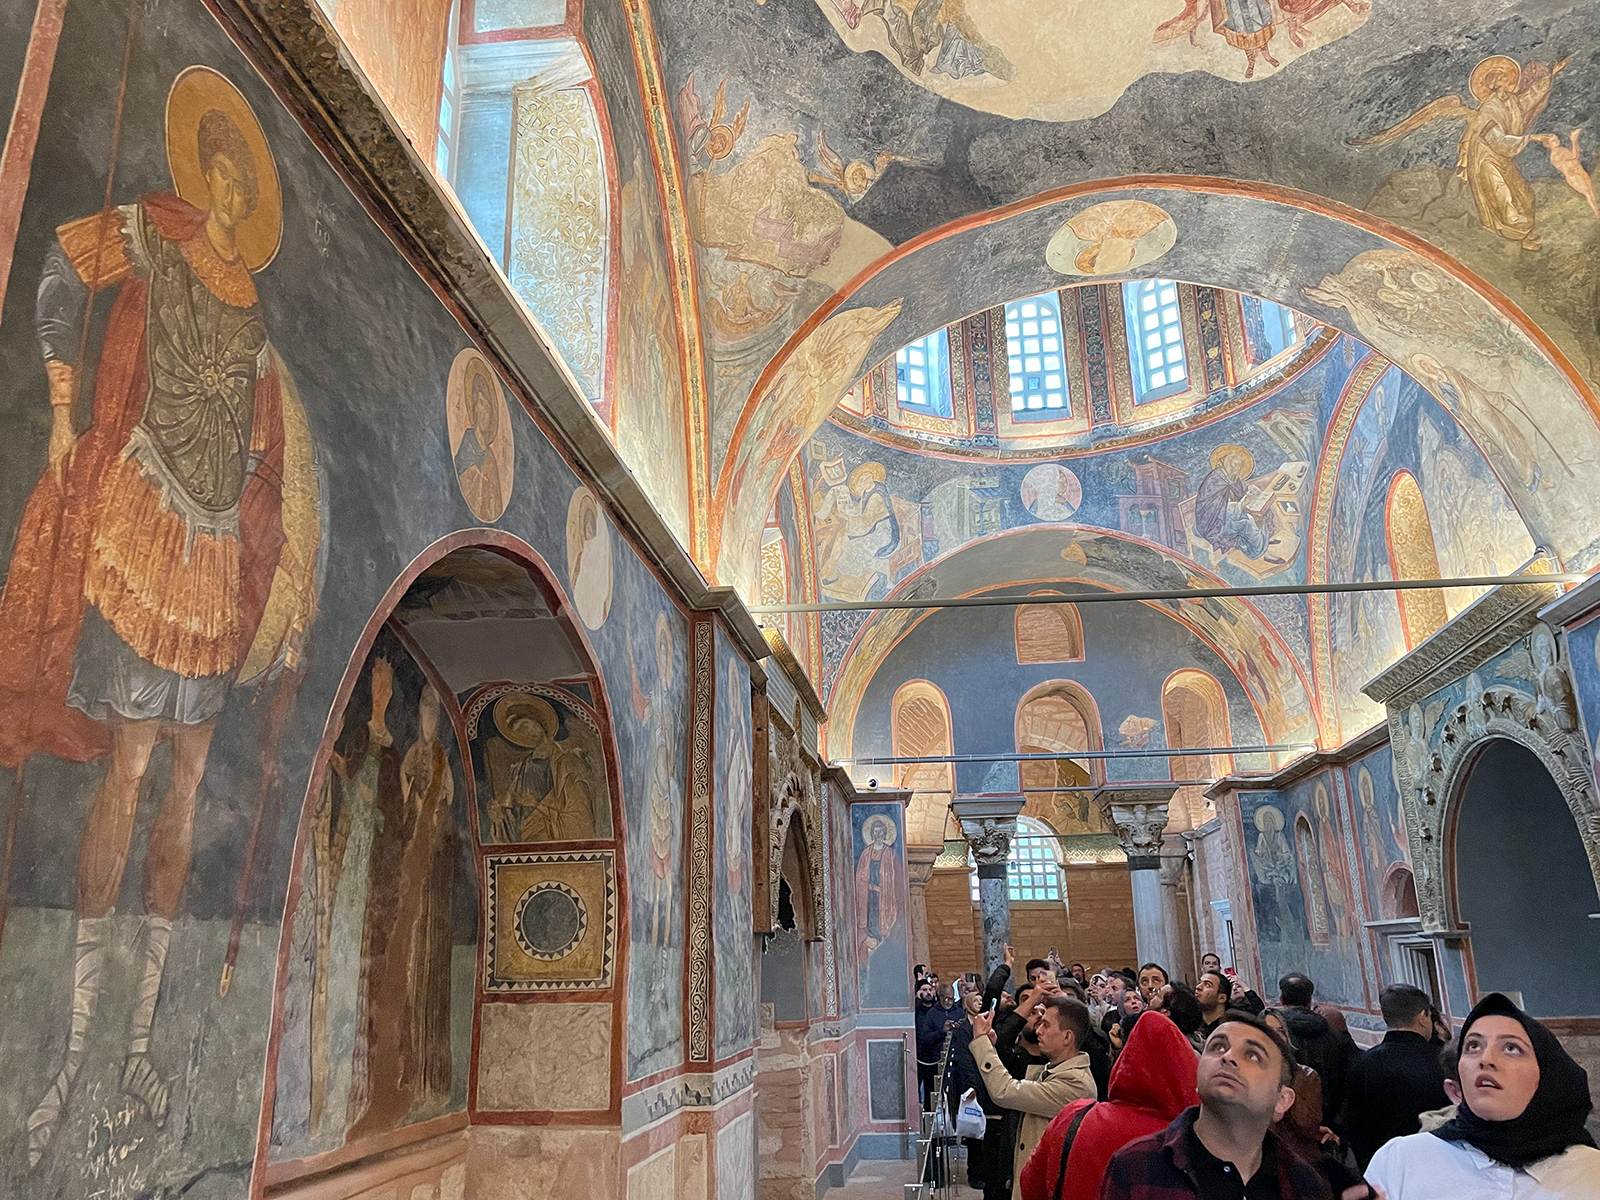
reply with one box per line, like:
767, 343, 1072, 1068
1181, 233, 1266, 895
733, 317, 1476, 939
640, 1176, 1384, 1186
831, 283, 1334, 460
381, 0, 1600, 763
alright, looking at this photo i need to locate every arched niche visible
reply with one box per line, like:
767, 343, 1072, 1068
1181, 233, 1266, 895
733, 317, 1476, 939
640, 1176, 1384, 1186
261, 536, 629, 1186
891, 680, 954, 846
1162, 668, 1232, 827
1448, 738, 1600, 1017
1014, 593, 1085, 665
1016, 680, 1106, 836
1385, 471, 1447, 649
765, 702, 826, 941
1381, 863, 1419, 921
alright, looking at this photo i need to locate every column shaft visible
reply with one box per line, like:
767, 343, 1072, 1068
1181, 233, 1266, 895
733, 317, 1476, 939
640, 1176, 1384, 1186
975, 866, 1010, 980
1128, 866, 1173, 971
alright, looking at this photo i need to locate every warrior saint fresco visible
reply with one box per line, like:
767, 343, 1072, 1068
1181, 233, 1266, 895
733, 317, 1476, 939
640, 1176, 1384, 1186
0, 67, 321, 1163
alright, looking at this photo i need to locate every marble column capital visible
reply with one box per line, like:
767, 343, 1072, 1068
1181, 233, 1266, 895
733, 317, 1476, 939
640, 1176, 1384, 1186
905, 845, 941, 887
1094, 785, 1178, 868
951, 795, 1026, 868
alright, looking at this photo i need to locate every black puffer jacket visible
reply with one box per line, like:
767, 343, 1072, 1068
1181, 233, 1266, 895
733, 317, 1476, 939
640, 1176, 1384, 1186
1281, 1005, 1358, 1131
918, 1000, 966, 1069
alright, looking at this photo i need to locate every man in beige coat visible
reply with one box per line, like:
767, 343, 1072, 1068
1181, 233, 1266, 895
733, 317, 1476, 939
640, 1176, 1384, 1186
970, 994, 1097, 1200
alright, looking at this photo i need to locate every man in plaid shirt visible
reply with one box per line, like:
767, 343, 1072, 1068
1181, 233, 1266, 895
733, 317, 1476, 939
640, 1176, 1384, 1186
1098, 1012, 1376, 1200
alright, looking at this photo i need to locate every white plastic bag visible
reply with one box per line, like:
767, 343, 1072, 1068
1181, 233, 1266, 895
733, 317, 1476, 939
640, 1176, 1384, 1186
955, 1088, 987, 1139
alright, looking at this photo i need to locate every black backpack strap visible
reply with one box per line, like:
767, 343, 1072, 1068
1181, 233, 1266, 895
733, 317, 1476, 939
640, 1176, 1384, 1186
1051, 1101, 1095, 1200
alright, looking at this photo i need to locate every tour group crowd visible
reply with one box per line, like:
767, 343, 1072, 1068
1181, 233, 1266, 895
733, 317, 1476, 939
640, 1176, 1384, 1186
912, 949, 1599, 1200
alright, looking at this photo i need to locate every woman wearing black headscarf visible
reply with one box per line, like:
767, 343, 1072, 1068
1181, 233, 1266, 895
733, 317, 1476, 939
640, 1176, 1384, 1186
1365, 992, 1599, 1197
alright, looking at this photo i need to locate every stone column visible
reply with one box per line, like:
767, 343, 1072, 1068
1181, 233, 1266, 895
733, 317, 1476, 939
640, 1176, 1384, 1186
1158, 835, 1193, 981
905, 846, 940, 972
1095, 786, 1179, 971
951, 795, 1026, 979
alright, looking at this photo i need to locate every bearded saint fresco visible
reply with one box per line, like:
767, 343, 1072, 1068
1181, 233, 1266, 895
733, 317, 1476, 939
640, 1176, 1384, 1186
0, 66, 321, 1164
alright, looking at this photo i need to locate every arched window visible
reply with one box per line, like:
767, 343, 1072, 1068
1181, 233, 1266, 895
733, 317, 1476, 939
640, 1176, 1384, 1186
1385, 472, 1447, 649
1016, 682, 1105, 835
435, 0, 461, 179
892, 681, 954, 846
1239, 295, 1299, 366
1123, 279, 1188, 402
970, 816, 1062, 902
1005, 293, 1068, 419
1014, 592, 1084, 664
1162, 670, 1231, 824
896, 329, 953, 418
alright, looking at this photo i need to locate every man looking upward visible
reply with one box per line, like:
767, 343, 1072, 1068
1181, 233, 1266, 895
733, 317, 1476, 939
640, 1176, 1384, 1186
970, 994, 1096, 1200
1099, 1013, 1371, 1200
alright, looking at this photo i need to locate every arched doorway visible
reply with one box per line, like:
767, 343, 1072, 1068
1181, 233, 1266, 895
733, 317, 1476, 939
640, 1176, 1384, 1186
756, 812, 823, 1199
1451, 739, 1600, 1016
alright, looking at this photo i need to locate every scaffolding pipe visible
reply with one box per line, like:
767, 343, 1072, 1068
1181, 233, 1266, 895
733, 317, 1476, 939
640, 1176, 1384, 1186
749, 572, 1585, 614
835, 745, 1314, 766
886, 786, 1222, 798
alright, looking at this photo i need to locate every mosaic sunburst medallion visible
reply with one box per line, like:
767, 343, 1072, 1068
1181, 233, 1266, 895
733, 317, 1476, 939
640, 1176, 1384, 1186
514, 880, 588, 960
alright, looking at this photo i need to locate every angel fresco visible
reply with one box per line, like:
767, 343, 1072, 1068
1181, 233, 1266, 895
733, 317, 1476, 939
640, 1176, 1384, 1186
851, 0, 1014, 82
0, 67, 322, 1164
1349, 55, 1572, 251
484, 693, 602, 844
677, 73, 749, 166
810, 127, 907, 201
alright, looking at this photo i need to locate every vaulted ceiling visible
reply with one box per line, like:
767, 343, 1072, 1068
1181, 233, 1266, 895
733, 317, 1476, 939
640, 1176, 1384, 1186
318, 0, 1600, 753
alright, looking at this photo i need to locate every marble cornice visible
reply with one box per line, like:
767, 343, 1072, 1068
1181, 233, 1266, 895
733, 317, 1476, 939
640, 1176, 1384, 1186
208, 0, 769, 662
763, 627, 827, 722
1538, 571, 1600, 629
1204, 720, 1390, 798
1362, 558, 1561, 710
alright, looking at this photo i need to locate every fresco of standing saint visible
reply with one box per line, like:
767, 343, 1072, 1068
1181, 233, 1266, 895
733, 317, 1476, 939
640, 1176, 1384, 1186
0, 66, 321, 1164
853, 809, 907, 1009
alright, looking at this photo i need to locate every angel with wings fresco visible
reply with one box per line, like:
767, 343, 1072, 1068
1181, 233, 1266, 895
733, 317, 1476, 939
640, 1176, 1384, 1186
1350, 55, 1571, 250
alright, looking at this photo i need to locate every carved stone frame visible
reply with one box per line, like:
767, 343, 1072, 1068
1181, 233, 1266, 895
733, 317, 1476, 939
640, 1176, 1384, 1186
1365, 570, 1600, 932
765, 701, 826, 940
1387, 676, 1600, 933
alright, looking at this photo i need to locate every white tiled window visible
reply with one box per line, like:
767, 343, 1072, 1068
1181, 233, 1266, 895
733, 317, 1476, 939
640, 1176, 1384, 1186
895, 329, 952, 418
1006, 293, 1068, 420
1124, 279, 1188, 402
969, 818, 1062, 902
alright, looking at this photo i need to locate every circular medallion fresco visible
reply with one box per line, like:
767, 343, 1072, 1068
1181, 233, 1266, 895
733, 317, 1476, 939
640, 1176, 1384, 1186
1021, 463, 1082, 521
514, 881, 588, 961
446, 348, 515, 523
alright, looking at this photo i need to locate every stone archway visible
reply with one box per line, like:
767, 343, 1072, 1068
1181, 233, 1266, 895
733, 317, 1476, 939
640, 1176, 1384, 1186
1448, 738, 1600, 1015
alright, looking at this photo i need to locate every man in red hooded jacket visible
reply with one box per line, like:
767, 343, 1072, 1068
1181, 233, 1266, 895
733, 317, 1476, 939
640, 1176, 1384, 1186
1020, 1012, 1199, 1200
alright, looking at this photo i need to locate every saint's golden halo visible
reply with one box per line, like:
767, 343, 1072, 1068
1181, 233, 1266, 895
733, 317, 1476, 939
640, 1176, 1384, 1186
1469, 55, 1520, 101
1209, 444, 1255, 476
862, 814, 898, 846
495, 693, 560, 748
166, 66, 282, 272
